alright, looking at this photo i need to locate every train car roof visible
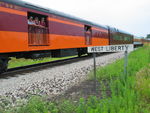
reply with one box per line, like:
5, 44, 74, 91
2, 0, 108, 30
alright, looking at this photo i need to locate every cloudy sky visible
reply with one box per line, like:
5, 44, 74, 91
24, 0, 150, 37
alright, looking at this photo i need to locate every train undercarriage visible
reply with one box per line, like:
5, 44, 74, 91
0, 57, 9, 73
0, 48, 87, 74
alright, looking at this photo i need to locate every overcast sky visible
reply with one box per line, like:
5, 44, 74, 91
24, 0, 150, 37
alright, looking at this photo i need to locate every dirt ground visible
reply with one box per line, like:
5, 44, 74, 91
50, 79, 111, 102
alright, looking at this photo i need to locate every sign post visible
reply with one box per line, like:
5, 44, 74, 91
88, 44, 134, 93
124, 50, 128, 77
93, 53, 96, 93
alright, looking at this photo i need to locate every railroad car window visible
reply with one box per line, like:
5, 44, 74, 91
124, 37, 128, 41
27, 12, 49, 46
124, 36, 131, 41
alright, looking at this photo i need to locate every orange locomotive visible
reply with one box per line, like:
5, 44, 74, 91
0, 0, 133, 73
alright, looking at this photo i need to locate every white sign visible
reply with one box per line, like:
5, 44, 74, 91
88, 44, 134, 53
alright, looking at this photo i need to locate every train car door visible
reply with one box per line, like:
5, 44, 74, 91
84, 25, 92, 45
27, 12, 49, 46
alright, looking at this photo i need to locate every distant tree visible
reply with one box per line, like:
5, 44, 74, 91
146, 34, 150, 39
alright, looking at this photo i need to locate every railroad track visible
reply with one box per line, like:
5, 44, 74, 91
0, 55, 87, 76
1, 53, 110, 77
0, 43, 143, 77
0, 53, 111, 77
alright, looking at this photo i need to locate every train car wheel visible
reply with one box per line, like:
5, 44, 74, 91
77, 48, 81, 57
0, 59, 3, 73
0, 58, 9, 74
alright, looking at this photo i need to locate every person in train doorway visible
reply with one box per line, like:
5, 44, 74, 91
39, 17, 46, 44
40, 17, 46, 27
34, 17, 41, 26
86, 28, 91, 45
28, 16, 35, 25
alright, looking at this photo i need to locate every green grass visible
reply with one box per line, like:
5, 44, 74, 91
8, 55, 77, 69
2, 45, 150, 113
135, 65, 150, 111
95, 46, 150, 80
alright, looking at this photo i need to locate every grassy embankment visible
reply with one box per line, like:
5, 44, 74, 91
3, 45, 150, 113
8, 55, 77, 68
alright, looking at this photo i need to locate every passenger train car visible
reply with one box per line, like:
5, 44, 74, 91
0, 0, 133, 73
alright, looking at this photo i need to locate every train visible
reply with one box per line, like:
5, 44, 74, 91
0, 0, 133, 73
134, 38, 150, 44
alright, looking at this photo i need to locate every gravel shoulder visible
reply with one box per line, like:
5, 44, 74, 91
0, 52, 124, 107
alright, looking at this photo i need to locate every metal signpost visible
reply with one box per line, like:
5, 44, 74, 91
88, 44, 134, 93
124, 50, 128, 77
93, 52, 96, 92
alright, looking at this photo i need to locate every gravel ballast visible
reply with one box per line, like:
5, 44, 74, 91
0, 52, 124, 107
